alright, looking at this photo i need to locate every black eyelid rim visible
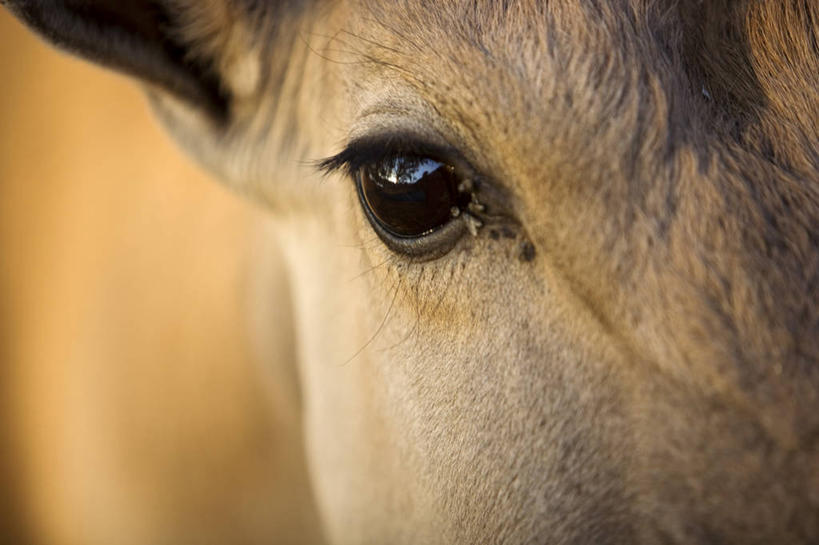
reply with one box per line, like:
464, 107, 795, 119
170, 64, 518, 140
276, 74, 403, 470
316, 132, 469, 178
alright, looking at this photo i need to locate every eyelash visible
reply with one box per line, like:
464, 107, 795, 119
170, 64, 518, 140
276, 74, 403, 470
317, 136, 457, 179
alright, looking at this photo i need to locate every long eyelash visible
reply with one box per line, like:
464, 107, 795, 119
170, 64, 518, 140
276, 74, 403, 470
316, 145, 369, 177
316, 134, 454, 177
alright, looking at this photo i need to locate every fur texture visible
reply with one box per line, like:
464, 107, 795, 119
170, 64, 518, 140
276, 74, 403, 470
4, 1, 818, 543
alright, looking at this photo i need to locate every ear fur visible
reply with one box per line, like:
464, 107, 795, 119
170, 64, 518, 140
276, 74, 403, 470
1, 0, 232, 121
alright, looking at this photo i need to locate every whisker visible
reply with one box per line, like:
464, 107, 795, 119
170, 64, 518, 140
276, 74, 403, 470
348, 255, 395, 282
340, 276, 402, 366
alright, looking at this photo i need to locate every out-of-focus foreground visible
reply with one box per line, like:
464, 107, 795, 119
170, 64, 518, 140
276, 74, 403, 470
0, 10, 319, 545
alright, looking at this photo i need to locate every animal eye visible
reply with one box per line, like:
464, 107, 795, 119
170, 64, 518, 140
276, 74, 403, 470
319, 139, 482, 258
357, 156, 470, 238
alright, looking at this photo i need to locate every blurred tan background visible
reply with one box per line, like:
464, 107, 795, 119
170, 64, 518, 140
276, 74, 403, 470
0, 10, 319, 545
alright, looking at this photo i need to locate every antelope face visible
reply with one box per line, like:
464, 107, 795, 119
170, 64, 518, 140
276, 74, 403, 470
4, 1, 818, 543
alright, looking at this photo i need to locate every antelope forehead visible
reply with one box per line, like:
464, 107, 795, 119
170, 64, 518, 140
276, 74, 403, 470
340, 2, 669, 192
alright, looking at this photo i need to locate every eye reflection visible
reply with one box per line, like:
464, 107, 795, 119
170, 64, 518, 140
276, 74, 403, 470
378, 157, 441, 184
359, 156, 468, 237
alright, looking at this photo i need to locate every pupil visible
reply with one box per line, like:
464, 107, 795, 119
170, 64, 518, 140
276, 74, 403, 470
360, 156, 463, 237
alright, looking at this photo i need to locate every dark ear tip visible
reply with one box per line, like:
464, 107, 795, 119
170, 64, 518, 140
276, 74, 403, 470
2, 0, 231, 124
2, 1, 33, 18
2, 1, 23, 15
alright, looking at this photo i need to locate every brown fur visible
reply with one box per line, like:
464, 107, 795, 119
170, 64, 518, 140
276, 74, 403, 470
4, 1, 818, 543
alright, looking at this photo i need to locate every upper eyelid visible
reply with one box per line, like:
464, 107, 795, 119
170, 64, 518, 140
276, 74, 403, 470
316, 133, 468, 178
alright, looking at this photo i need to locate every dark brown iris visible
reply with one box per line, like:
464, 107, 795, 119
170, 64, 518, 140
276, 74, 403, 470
359, 156, 467, 237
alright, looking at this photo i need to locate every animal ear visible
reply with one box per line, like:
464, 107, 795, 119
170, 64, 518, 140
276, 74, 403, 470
1, 0, 231, 121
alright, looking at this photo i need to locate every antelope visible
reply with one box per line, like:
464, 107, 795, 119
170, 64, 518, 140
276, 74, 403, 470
3, 1, 818, 543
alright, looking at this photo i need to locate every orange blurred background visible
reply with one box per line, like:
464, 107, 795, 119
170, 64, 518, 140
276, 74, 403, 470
0, 10, 319, 545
